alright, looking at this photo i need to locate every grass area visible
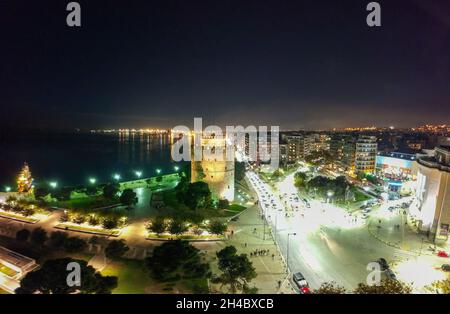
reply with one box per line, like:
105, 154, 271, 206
147, 233, 225, 241
40, 250, 95, 265
161, 190, 243, 220
0, 263, 18, 278
52, 196, 119, 210
354, 189, 372, 202
55, 223, 120, 236
101, 259, 155, 294
0, 211, 39, 223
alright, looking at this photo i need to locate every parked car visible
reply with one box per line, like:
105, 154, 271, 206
437, 251, 449, 258
441, 264, 450, 272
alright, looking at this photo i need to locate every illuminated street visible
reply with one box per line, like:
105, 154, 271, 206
246, 169, 449, 292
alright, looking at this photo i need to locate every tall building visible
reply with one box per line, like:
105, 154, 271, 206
412, 146, 450, 243
355, 135, 377, 174
342, 137, 356, 172
191, 134, 235, 201
330, 134, 351, 161
286, 135, 311, 163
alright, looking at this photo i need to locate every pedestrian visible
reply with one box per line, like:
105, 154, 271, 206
278, 280, 282, 288
272, 254, 275, 260
244, 242, 247, 248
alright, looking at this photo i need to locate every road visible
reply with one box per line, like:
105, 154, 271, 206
246, 169, 448, 292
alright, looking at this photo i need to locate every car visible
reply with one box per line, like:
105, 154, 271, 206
377, 258, 389, 270
441, 264, 450, 272
437, 251, 449, 258
292, 272, 309, 292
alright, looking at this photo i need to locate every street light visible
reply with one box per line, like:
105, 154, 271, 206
135, 171, 143, 178
174, 165, 180, 172
156, 169, 161, 175
49, 181, 58, 189
89, 177, 96, 184
287, 232, 297, 273
113, 174, 121, 181
4, 186, 11, 192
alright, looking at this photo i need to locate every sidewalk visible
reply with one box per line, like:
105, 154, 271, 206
367, 208, 434, 255
207, 204, 296, 294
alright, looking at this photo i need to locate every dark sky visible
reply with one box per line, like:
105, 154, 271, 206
0, 0, 449, 130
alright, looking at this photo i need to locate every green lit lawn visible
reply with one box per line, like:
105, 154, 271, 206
101, 259, 155, 294
53, 196, 119, 210
354, 189, 372, 202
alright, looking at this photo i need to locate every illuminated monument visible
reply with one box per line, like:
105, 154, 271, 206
191, 133, 235, 202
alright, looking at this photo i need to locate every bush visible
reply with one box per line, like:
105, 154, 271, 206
102, 218, 118, 230
72, 215, 86, 224
168, 219, 188, 235
207, 220, 227, 235
88, 215, 100, 226
147, 218, 166, 235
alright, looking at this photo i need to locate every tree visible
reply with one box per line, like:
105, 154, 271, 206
105, 240, 129, 259
17, 162, 33, 193
63, 237, 87, 253
147, 217, 166, 235
72, 214, 86, 224
88, 215, 100, 226
156, 176, 163, 183
49, 231, 69, 248
353, 279, 412, 294
103, 183, 120, 199
34, 186, 50, 200
428, 279, 450, 294
30, 227, 48, 247
145, 240, 210, 282
102, 217, 118, 229
21, 207, 35, 217
313, 282, 347, 294
215, 246, 256, 293
294, 171, 307, 188
168, 219, 188, 235
184, 182, 212, 210
59, 211, 70, 222
16, 229, 30, 242
119, 189, 138, 207
207, 220, 227, 235
218, 199, 230, 209
15, 258, 117, 294
51, 187, 72, 201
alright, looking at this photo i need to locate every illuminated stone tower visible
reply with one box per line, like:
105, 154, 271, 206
191, 134, 235, 201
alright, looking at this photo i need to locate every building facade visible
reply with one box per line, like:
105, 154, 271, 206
411, 146, 450, 243
355, 135, 378, 174
286, 135, 311, 163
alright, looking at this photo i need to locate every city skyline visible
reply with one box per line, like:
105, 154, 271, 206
1, 0, 449, 130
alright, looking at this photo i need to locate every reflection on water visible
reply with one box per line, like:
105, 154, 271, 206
0, 132, 182, 187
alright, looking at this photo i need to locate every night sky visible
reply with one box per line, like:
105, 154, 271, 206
0, 0, 449, 130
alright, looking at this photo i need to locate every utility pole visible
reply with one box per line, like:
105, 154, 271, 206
287, 232, 297, 273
